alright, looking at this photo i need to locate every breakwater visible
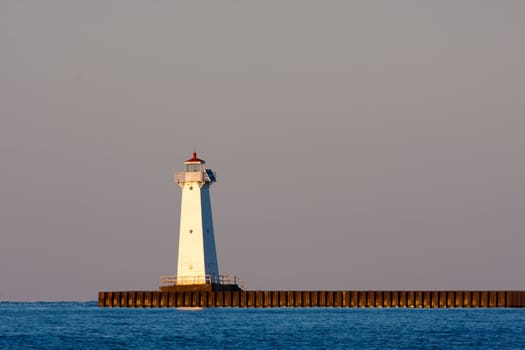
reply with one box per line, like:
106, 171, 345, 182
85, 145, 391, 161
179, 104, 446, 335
98, 290, 525, 308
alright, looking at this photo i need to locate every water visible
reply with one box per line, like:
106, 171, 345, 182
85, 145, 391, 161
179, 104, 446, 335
1, 302, 524, 349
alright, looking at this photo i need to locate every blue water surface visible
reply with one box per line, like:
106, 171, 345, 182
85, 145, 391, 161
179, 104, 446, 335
1, 302, 524, 349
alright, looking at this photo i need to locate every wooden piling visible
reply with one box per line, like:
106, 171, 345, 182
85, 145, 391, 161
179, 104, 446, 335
431, 292, 439, 308
303, 291, 311, 307
112, 292, 119, 307
98, 292, 105, 307
192, 292, 200, 307
422, 292, 430, 308
261, 291, 269, 308
375, 291, 383, 308
415, 291, 423, 308
271, 291, 279, 307
498, 291, 506, 307
295, 291, 303, 307
318, 291, 326, 307
334, 291, 343, 307
224, 291, 232, 307
247, 291, 255, 307
310, 291, 318, 307
240, 291, 247, 307
367, 291, 375, 308
351, 291, 359, 307
136, 291, 143, 307
383, 291, 391, 307
255, 291, 263, 308
391, 291, 399, 307
279, 292, 287, 307
216, 291, 224, 307
287, 291, 295, 307
105, 292, 110, 307
206, 291, 215, 307
358, 291, 367, 307
151, 292, 159, 307
343, 291, 351, 307
471, 291, 479, 307
447, 291, 455, 308
145, 292, 153, 307
407, 291, 415, 308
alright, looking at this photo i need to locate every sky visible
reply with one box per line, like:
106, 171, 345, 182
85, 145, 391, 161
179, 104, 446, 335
1, 1, 524, 301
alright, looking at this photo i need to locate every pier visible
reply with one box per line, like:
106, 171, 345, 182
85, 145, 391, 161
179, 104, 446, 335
98, 290, 525, 308
98, 155, 525, 309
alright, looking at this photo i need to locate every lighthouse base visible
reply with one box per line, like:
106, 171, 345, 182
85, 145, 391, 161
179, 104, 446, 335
159, 275, 245, 292
159, 283, 243, 292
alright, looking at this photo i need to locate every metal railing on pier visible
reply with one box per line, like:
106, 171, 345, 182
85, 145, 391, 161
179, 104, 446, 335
160, 275, 246, 290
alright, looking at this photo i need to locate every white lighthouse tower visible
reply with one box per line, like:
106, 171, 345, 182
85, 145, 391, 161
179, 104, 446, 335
175, 152, 219, 282
160, 152, 243, 291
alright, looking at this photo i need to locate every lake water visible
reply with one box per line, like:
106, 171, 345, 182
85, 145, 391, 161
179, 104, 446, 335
1, 302, 524, 349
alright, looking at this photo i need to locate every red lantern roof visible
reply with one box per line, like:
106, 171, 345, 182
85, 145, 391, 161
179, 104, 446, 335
185, 152, 205, 163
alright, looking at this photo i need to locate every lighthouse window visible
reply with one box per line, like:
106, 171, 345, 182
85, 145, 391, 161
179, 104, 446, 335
186, 164, 203, 172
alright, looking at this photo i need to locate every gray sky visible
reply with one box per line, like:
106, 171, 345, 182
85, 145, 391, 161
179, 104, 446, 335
1, 1, 524, 301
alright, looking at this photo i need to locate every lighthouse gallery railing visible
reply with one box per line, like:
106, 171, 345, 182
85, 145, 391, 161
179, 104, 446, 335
160, 275, 246, 290
174, 171, 216, 184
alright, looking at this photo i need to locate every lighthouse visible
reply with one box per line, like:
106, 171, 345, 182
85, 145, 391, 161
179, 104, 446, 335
160, 152, 243, 291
